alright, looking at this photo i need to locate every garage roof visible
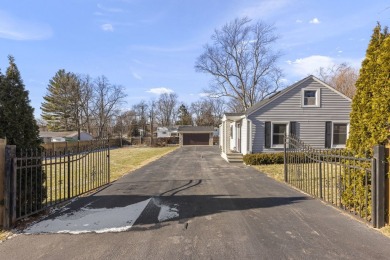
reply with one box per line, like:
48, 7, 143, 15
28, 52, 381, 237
178, 126, 214, 133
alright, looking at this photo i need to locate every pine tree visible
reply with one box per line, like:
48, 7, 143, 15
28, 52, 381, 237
0, 56, 45, 215
0, 55, 40, 148
177, 104, 192, 125
41, 69, 80, 131
347, 23, 389, 155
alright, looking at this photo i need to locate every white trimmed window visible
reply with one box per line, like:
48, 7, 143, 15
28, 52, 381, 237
332, 122, 348, 148
302, 89, 320, 107
272, 123, 288, 147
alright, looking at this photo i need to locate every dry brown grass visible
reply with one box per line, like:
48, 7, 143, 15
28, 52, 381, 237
0, 229, 12, 241
109, 146, 178, 181
252, 164, 285, 182
380, 226, 390, 237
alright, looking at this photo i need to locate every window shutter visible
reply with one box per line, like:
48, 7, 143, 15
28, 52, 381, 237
265, 121, 271, 148
290, 121, 297, 136
325, 121, 332, 148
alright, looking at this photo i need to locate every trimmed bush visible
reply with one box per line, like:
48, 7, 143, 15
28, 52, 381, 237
243, 152, 284, 165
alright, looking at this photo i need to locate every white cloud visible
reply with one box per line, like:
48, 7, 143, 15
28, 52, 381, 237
132, 72, 142, 80
199, 93, 210, 97
295, 19, 303, 23
147, 88, 174, 95
0, 11, 52, 40
101, 23, 114, 32
285, 55, 363, 78
286, 55, 335, 77
309, 18, 320, 24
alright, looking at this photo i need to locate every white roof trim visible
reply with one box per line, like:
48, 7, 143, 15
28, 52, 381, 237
311, 76, 352, 102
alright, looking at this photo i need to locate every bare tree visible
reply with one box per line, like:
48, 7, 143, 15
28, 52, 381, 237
190, 98, 225, 126
195, 17, 283, 111
78, 74, 95, 134
155, 93, 178, 126
133, 100, 149, 136
209, 97, 226, 125
317, 63, 358, 98
92, 76, 127, 138
113, 109, 137, 145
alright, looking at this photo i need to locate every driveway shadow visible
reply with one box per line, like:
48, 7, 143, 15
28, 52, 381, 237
44, 191, 309, 230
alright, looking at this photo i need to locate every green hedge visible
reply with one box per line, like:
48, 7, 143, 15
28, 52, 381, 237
243, 152, 284, 165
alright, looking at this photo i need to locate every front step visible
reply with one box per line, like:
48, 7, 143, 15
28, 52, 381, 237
226, 153, 243, 163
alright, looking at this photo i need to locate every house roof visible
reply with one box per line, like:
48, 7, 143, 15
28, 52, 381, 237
245, 75, 352, 116
178, 126, 214, 133
224, 113, 245, 117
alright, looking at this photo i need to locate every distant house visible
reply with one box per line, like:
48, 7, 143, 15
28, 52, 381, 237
219, 75, 352, 162
156, 127, 179, 138
39, 131, 94, 143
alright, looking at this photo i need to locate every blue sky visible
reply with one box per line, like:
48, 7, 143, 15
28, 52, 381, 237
0, 0, 389, 117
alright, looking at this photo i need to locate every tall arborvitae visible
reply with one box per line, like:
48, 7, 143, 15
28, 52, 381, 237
370, 33, 390, 148
347, 23, 389, 155
0, 55, 40, 148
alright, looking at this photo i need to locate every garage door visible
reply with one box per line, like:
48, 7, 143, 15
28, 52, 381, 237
183, 133, 209, 145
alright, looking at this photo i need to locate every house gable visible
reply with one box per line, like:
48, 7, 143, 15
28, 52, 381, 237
246, 75, 351, 117
247, 76, 351, 152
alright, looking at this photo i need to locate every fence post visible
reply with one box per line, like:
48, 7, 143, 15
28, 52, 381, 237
3, 145, 16, 229
373, 145, 385, 228
0, 139, 6, 227
67, 153, 71, 199
284, 134, 288, 182
319, 161, 323, 199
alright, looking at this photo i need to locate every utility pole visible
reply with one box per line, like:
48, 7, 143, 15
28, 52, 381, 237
150, 105, 154, 146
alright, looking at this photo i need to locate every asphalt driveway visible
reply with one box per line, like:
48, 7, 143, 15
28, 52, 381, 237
1, 146, 390, 259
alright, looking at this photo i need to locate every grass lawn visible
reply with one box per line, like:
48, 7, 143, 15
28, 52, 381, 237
109, 146, 178, 181
252, 164, 284, 182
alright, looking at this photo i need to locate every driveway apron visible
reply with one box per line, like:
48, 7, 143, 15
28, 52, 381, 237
1, 146, 390, 260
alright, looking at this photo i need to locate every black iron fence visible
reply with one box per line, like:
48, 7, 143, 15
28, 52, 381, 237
284, 135, 385, 228
4, 140, 110, 226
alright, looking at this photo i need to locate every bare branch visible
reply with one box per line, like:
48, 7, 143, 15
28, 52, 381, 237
195, 17, 283, 111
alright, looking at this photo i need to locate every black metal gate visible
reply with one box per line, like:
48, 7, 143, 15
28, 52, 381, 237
5, 140, 110, 225
284, 135, 385, 228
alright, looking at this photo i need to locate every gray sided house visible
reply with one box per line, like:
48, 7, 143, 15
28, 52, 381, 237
219, 75, 352, 162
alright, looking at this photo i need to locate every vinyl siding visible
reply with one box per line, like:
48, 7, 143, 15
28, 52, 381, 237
248, 78, 351, 153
